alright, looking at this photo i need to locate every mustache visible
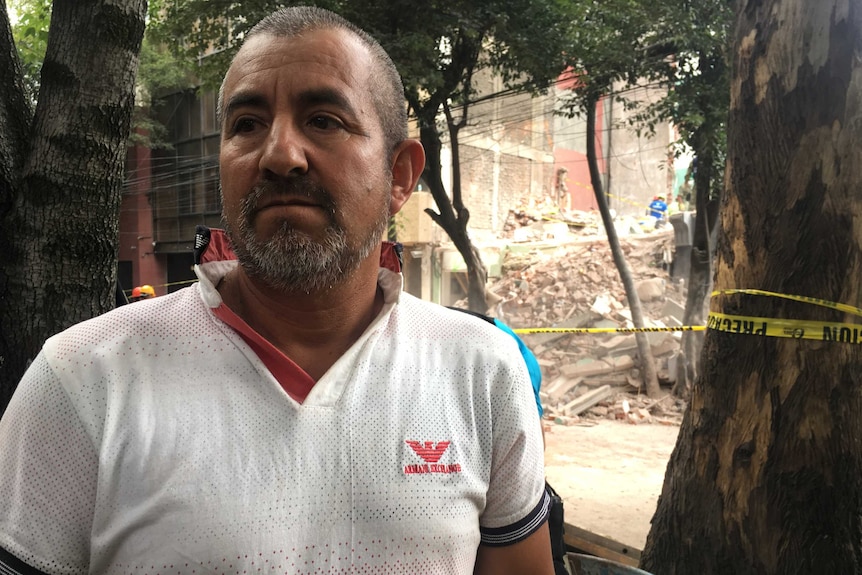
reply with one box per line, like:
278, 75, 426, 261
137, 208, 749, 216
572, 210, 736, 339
243, 177, 337, 216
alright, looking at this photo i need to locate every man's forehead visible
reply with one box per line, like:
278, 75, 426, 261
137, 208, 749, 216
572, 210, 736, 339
224, 29, 376, 107
230, 28, 369, 77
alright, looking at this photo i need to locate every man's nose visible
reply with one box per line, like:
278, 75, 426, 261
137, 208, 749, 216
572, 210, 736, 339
259, 120, 309, 177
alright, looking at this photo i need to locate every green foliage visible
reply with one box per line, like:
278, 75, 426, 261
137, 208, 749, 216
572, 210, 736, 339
558, 0, 670, 110
341, 0, 570, 109
131, 22, 196, 149
10, 0, 51, 103
558, 0, 731, 199
148, 0, 289, 90
147, 0, 571, 123
626, 1, 731, 158
657, 0, 732, 199
138, 30, 194, 98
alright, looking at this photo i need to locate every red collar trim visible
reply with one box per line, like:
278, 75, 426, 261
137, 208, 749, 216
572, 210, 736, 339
200, 228, 402, 273
212, 301, 315, 403
201, 227, 401, 403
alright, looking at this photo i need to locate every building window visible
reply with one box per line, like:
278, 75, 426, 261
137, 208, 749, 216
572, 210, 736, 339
151, 88, 223, 252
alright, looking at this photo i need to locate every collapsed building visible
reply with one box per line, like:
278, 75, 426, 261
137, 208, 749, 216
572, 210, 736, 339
443, 206, 695, 426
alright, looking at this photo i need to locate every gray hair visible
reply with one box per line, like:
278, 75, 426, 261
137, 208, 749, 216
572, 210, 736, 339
218, 6, 408, 153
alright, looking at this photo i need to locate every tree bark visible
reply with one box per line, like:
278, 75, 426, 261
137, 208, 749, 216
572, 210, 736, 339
0, 5, 32, 196
411, 101, 488, 313
0, 0, 147, 415
642, 1, 862, 572
585, 94, 661, 398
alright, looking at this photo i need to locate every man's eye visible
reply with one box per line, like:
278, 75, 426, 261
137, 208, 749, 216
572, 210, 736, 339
233, 118, 257, 133
308, 115, 345, 131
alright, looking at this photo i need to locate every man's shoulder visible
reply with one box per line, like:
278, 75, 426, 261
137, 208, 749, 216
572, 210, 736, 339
44, 286, 204, 355
397, 295, 491, 326
393, 296, 518, 348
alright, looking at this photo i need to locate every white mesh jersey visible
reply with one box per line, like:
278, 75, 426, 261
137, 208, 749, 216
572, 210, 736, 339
0, 260, 548, 575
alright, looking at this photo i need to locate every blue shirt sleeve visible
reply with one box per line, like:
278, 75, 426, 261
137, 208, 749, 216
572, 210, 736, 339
493, 319, 543, 417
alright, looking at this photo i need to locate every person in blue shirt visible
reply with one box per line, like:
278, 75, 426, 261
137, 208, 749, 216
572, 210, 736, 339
448, 308, 543, 417
492, 318, 544, 418
648, 195, 668, 220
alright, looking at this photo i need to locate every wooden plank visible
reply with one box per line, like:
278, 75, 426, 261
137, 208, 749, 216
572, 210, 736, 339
563, 522, 642, 567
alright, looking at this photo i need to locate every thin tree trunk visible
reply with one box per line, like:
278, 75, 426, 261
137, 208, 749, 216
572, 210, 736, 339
0, 0, 147, 415
642, 1, 862, 572
412, 102, 488, 312
675, 142, 717, 397
586, 94, 660, 398
444, 101, 488, 312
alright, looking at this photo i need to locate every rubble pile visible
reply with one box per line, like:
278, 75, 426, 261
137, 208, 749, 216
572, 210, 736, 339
502, 208, 603, 240
482, 219, 691, 426
489, 232, 677, 330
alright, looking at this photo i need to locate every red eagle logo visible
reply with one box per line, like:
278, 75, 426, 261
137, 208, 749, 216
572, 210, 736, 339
405, 440, 451, 463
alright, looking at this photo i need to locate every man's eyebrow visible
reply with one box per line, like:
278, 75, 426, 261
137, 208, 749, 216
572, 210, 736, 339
224, 91, 268, 120
298, 87, 359, 119
222, 87, 367, 132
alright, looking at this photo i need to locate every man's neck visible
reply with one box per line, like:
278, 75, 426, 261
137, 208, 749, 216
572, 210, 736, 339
216, 260, 385, 381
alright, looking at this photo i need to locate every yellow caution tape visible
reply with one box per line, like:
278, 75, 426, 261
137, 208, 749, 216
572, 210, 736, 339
604, 191, 652, 211
569, 179, 595, 192
123, 279, 197, 295
514, 325, 704, 335
707, 311, 862, 343
712, 289, 862, 318
515, 317, 862, 343
706, 289, 862, 342
162, 279, 198, 289
514, 290, 862, 341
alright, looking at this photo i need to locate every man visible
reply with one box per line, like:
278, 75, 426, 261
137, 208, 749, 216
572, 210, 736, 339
0, 6, 551, 575
648, 195, 668, 220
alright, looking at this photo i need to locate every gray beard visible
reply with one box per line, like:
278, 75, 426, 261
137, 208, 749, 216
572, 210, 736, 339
223, 182, 389, 293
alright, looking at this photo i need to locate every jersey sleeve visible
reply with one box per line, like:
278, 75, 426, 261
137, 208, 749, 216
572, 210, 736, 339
491, 318, 543, 417
478, 344, 549, 546
0, 352, 96, 574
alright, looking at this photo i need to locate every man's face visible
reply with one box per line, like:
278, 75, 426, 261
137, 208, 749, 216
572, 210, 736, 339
218, 29, 393, 292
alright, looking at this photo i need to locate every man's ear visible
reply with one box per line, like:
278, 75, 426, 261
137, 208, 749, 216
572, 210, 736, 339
389, 139, 426, 216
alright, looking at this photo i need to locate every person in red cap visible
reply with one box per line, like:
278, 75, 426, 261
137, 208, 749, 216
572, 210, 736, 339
129, 285, 156, 302
130, 286, 143, 301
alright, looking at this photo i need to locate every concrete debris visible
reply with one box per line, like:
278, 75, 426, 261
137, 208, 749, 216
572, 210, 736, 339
462, 210, 695, 425
635, 277, 666, 302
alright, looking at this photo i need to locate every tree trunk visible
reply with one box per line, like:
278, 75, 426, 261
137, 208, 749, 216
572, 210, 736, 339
0, 0, 147, 415
413, 104, 488, 312
585, 95, 661, 398
0, 6, 32, 191
642, 1, 862, 572
674, 141, 718, 397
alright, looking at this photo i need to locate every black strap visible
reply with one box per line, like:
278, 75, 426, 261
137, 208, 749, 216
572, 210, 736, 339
447, 306, 495, 325
545, 481, 569, 575
0, 546, 51, 575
